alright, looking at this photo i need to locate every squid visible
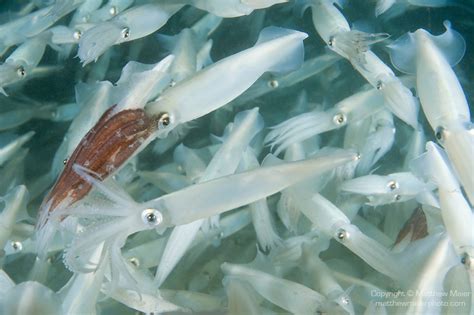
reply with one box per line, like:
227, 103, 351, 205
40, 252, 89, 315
0, 186, 29, 255
56, 149, 357, 274
38, 57, 173, 229
160, 0, 289, 18
340, 172, 434, 206
19, 148, 356, 308
222, 258, 327, 314
291, 188, 459, 309
88, 0, 135, 23
145, 27, 307, 128
154, 108, 264, 286
0, 132, 35, 167
156, 14, 222, 83
410, 142, 474, 256
389, 21, 474, 205
301, 0, 419, 128
375, 0, 473, 18
265, 86, 385, 154
344, 110, 396, 176
78, 3, 184, 65
0, 0, 80, 53
301, 246, 355, 315
0, 278, 62, 315
268, 234, 355, 314
35, 57, 173, 255
242, 148, 282, 251
0, 100, 77, 132
0, 35, 50, 96
225, 278, 263, 315
38, 26, 307, 237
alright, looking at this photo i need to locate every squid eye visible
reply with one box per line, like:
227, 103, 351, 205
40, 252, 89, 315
341, 296, 350, 305
11, 241, 22, 252
17, 66, 26, 78
157, 112, 172, 129
73, 30, 82, 41
121, 27, 130, 39
328, 36, 335, 47
435, 126, 445, 142
461, 252, 471, 267
141, 208, 163, 226
387, 180, 399, 191
336, 228, 349, 241
129, 257, 140, 268
109, 6, 117, 16
376, 80, 384, 90
332, 112, 347, 125
267, 79, 279, 88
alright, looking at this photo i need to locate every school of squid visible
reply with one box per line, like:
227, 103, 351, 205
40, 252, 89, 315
0, 0, 473, 314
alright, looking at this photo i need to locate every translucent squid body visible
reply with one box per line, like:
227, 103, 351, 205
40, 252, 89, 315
154, 108, 264, 286
222, 260, 327, 314
160, 0, 288, 18
75, 0, 285, 62
389, 21, 474, 205
268, 235, 355, 314
0, 132, 35, 167
410, 142, 474, 257
57, 149, 357, 273
0, 274, 62, 315
276, 142, 319, 233
145, 27, 308, 130
36, 57, 174, 252
289, 188, 460, 313
298, 0, 386, 64
156, 14, 222, 83
87, 0, 133, 23
0, 100, 78, 132
78, 3, 184, 65
302, 0, 419, 128
265, 87, 385, 154
231, 53, 341, 108
37, 27, 307, 256
48, 0, 106, 58
0, 186, 29, 255
242, 149, 282, 251
0, 1, 80, 53
344, 110, 396, 176
301, 248, 355, 315
340, 172, 433, 206
0, 35, 50, 95
375, 0, 472, 18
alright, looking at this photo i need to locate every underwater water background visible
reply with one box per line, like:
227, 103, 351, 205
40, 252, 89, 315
0, 0, 473, 314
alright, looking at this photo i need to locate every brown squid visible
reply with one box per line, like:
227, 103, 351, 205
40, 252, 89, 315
39, 105, 168, 220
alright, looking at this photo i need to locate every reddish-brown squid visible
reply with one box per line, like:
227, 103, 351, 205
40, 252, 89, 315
38, 104, 170, 223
